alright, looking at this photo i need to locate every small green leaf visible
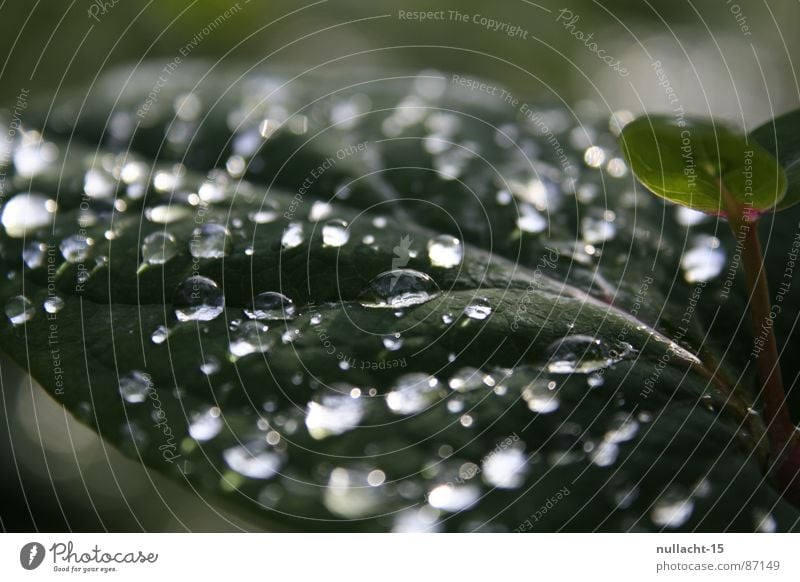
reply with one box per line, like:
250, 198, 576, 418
620, 115, 787, 217
751, 108, 800, 212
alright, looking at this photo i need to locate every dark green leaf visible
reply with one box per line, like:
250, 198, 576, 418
1, 66, 797, 532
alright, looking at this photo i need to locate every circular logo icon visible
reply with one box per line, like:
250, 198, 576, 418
19, 542, 45, 570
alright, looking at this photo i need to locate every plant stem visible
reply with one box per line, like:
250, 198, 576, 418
736, 220, 795, 450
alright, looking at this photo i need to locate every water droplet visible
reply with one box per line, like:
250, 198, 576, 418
543, 335, 631, 373
605, 413, 639, 443
281, 222, 304, 249
22, 241, 47, 269
522, 380, 560, 414
309, 201, 333, 222
753, 509, 777, 533
191, 223, 231, 259
188, 407, 222, 441
5, 295, 35, 325
360, 269, 440, 308
60, 235, 93, 263
151, 325, 169, 344
681, 235, 725, 283
1, 193, 55, 237
310, 313, 322, 326
589, 441, 619, 467
229, 321, 272, 357
392, 506, 442, 533
463, 297, 492, 320
244, 292, 297, 321
306, 390, 365, 439
223, 441, 283, 479
651, 488, 694, 528
382, 334, 403, 351
427, 235, 463, 268
441, 313, 454, 325
386, 373, 440, 415
448, 367, 491, 392
322, 218, 350, 247
517, 203, 548, 233
119, 371, 151, 403
581, 215, 617, 244
173, 276, 224, 322
675, 206, 709, 227
583, 146, 606, 168
324, 467, 384, 518
43, 295, 64, 314
428, 484, 479, 512
141, 232, 178, 265
483, 448, 528, 489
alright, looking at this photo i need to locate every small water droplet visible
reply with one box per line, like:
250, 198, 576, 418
43, 295, 65, 314
441, 312, 454, 324
324, 467, 384, 518
142, 232, 178, 265
60, 235, 93, 263
681, 235, 725, 283
310, 313, 322, 326
173, 276, 224, 322
309, 201, 333, 222
360, 269, 440, 308
382, 334, 403, 351
428, 484, 479, 512
522, 379, 560, 414
427, 235, 463, 268
651, 488, 694, 528
306, 390, 365, 439
517, 203, 548, 233
543, 335, 631, 373
448, 367, 490, 392
119, 371, 151, 403
151, 325, 169, 344
281, 222, 304, 249
5, 295, 35, 325
223, 441, 283, 479
229, 321, 273, 357
386, 373, 440, 415
188, 407, 222, 441
244, 292, 296, 321
191, 223, 231, 259
581, 215, 617, 244
322, 218, 350, 247
463, 297, 492, 320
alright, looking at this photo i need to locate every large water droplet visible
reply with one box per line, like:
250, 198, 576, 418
360, 269, 440, 308
322, 219, 350, 247
306, 390, 365, 439
191, 223, 231, 259
119, 371, 152, 403
223, 441, 283, 479
244, 292, 297, 321
427, 235, 463, 268
5, 295, 35, 325
173, 276, 225, 322
1, 193, 54, 238
386, 373, 440, 414
141, 232, 178, 265
543, 335, 631, 373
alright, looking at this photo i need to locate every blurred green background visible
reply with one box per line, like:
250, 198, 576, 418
2, 0, 800, 531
